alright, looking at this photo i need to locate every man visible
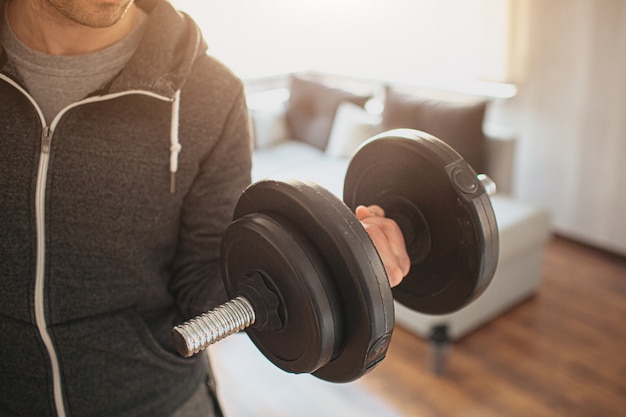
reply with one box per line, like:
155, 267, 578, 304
0, 0, 410, 416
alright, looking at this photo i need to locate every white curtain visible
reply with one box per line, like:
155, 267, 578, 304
496, 0, 626, 254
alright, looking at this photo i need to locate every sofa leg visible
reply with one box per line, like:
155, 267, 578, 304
427, 324, 451, 375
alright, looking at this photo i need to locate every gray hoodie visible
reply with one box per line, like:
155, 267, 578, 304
0, 0, 252, 415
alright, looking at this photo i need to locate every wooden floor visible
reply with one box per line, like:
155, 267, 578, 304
209, 236, 626, 417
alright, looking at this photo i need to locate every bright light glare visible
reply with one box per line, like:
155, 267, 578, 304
172, 0, 514, 95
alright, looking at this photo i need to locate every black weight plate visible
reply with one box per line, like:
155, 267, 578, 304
231, 180, 395, 383
344, 128, 499, 315
221, 212, 340, 374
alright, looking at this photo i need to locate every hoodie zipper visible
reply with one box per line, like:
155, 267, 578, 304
1, 74, 70, 417
34, 125, 67, 417
2, 73, 176, 417
0, 73, 68, 416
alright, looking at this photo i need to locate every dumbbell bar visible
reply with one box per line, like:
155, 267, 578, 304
172, 128, 499, 383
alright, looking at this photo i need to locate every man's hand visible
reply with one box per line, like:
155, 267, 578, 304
355, 205, 411, 287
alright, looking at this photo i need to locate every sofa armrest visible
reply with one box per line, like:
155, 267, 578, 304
484, 132, 516, 196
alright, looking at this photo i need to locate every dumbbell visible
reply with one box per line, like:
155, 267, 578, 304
171, 128, 499, 383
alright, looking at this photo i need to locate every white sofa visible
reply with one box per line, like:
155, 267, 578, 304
246, 74, 552, 342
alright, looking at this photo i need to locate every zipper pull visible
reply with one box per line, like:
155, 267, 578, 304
42, 126, 52, 154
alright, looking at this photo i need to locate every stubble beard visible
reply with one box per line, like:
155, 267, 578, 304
44, 0, 135, 28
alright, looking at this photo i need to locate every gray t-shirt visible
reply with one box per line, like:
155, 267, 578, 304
1, 10, 146, 124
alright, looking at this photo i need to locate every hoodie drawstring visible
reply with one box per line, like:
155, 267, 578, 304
169, 89, 182, 193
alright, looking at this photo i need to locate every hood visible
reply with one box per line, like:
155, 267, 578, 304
110, 0, 209, 97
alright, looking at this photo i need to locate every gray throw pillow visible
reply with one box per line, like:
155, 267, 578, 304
286, 75, 371, 151
381, 86, 488, 174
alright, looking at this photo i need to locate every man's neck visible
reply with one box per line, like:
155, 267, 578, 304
6, 0, 142, 56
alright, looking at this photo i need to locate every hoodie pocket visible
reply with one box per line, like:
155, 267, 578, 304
52, 309, 205, 416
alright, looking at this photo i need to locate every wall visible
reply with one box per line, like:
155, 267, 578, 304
172, 0, 488, 85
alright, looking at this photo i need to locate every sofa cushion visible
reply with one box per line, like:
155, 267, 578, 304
252, 141, 324, 182
325, 102, 382, 158
381, 86, 488, 174
286, 75, 371, 151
